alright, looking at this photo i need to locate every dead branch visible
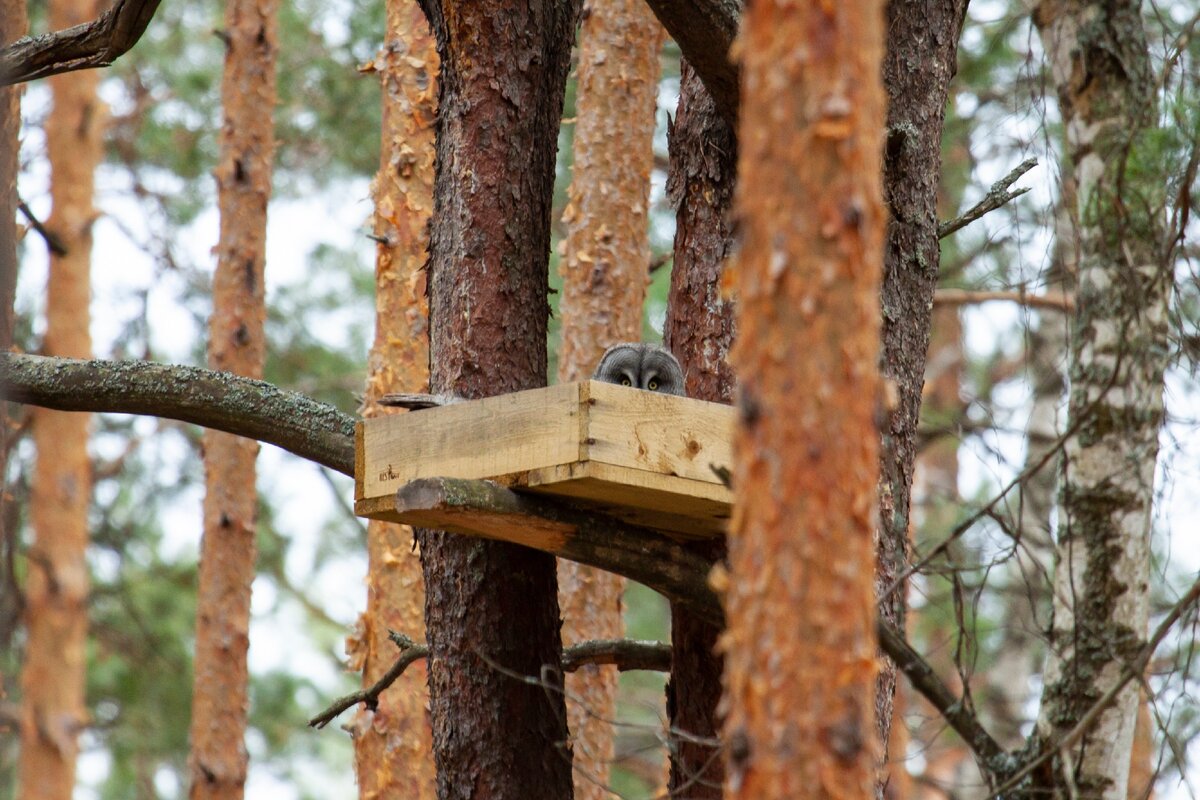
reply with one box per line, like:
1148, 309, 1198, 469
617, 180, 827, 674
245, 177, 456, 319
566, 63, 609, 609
309, 632, 672, 729
0, 353, 355, 474
17, 201, 67, 256
0, 0, 165, 86
938, 158, 1038, 239
933, 288, 1075, 313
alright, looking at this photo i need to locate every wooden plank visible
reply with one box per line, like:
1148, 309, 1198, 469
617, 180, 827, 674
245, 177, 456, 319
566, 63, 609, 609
582, 380, 733, 485
358, 382, 584, 503
525, 461, 730, 538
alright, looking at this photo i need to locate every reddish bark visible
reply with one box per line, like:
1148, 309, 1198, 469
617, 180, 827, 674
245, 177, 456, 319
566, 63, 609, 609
724, 2, 886, 798
346, 3, 436, 796
187, 0, 277, 796
17, 0, 103, 796
555, 1, 660, 794
662, 59, 736, 799
415, 1, 581, 797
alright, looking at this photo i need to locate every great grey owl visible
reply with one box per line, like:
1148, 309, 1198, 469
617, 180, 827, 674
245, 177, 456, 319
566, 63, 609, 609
592, 343, 686, 397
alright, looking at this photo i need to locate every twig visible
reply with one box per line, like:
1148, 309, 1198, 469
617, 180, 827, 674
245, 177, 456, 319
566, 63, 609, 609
938, 158, 1038, 239
308, 632, 428, 729
987, 572, 1200, 798
309, 634, 672, 729
0, 0, 166, 86
17, 201, 67, 256
877, 617, 1006, 766
933, 288, 1074, 313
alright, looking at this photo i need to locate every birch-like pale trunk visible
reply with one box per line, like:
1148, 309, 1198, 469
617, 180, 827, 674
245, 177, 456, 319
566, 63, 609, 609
1032, 3, 1171, 798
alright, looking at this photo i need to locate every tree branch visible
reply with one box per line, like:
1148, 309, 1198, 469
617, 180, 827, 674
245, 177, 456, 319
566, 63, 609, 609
645, 0, 740, 125
938, 158, 1038, 239
393, 476, 723, 625
0, 353, 356, 475
876, 617, 1006, 768
309, 632, 672, 729
0, 0, 165, 86
933, 288, 1075, 313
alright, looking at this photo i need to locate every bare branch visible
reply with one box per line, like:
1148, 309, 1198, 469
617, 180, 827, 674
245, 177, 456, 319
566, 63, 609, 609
933, 288, 1075, 313
0, 353, 356, 475
876, 617, 1006, 768
17, 200, 67, 256
0, 0, 165, 86
309, 633, 672, 729
560, 639, 671, 673
938, 158, 1038, 239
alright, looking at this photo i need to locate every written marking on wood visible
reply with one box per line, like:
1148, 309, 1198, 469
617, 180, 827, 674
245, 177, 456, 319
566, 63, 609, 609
354, 381, 733, 537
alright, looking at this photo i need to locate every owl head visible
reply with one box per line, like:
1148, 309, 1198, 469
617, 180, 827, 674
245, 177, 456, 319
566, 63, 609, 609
592, 343, 686, 396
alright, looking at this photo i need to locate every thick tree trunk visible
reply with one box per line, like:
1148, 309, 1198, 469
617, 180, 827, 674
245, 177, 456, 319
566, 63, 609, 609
187, 0, 276, 795
347, 3, 436, 797
17, 2, 103, 796
876, 0, 969, 757
415, 1, 581, 797
662, 59, 736, 800
555, 1, 660, 795
723, 2, 886, 798
1032, 3, 1170, 799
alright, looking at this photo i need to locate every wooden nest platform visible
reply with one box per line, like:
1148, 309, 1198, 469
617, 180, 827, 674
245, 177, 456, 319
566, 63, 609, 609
355, 380, 733, 538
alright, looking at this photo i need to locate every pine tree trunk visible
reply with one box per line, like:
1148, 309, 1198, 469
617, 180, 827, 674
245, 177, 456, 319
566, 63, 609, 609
555, 1, 660, 795
877, 0, 969, 759
1032, 3, 1170, 798
415, 1, 580, 797
188, 0, 277, 795
348, 3, 437, 797
723, 3, 886, 798
17, 1, 103, 796
662, 59, 736, 800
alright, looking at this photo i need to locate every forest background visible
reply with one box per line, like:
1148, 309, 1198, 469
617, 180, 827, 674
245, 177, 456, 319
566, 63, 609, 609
2, 0, 1200, 798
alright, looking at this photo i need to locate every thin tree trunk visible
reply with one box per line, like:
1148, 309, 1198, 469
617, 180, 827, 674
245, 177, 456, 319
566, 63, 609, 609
347, 3, 436, 796
17, 0, 103, 794
876, 0, 969, 760
1031, 3, 1170, 798
0, 0, 28, 658
662, 58, 736, 800
187, 0, 276, 795
555, 1, 660, 795
723, 2, 885, 798
415, 1, 580, 797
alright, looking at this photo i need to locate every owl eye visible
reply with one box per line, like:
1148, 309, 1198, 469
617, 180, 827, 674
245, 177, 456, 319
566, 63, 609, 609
647, 379, 659, 391
620, 377, 632, 386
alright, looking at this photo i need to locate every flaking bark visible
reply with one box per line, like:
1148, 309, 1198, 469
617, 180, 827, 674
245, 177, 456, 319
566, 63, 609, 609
346, 2, 437, 796
187, 0, 277, 795
555, 1, 662, 794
